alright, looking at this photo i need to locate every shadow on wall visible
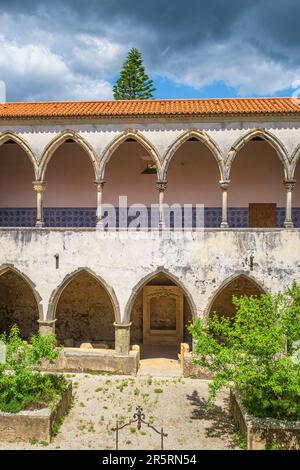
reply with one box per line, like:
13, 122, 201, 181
209, 274, 265, 319
0, 269, 39, 339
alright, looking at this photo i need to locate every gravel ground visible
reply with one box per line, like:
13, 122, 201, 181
0, 374, 238, 450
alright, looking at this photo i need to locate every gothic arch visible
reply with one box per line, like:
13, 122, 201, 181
162, 129, 224, 180
205, 272, 267, 320
38, 130, 98, 180
46, 267, 120, 323
0, 132, 38, 179
0, 264, 43, 321
99, 130, 162, 180
290, 142, 300, 178
227, 129, 289, 178
123, 267, 197, 324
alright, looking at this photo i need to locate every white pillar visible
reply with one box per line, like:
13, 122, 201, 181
33, 181, 46, 228
95, 180, 106, 229
156, 180, 167, 229
220, 180, 230, 228
283, 179, 296, 228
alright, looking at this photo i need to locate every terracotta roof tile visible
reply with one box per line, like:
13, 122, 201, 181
0, 97, 299, 120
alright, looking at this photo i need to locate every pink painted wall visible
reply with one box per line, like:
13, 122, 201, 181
0, 143, 35, 207
164, 142, 220, 206
103, 142, 157, 205
44, 143, 96, 207
229, 142, 285, 206
0, 139, 297, 208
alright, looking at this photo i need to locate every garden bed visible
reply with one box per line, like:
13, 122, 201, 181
230, 389, 300, 450
0, 381, 72, 443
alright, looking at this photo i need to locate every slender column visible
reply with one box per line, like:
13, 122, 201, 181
283, 179, 296, 228
38, 319, 56, 336
95, 180, 106, 229
219, 180, 230, 228
156, 180, 167, 229
33, 181, 46, 228
114, 322, 131, 355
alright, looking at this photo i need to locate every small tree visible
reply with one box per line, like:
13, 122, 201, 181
189, 282, 300, 420
113, 48, 155, 100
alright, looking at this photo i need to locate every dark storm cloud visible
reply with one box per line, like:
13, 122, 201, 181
0, 0, 299, 100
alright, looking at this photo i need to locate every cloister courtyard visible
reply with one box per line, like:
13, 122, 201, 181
0, 372, 238, 450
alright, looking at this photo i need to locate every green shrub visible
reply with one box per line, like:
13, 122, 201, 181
189, 282, 300, 420
0, 325, 67, 413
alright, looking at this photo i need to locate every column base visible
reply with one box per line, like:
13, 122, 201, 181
283, 220, 294, 229
96, 220, 105, 230
220, 221, 229, 228
35, 221, 44, 228
114, 322, 131, 356
38, 320, 56, 336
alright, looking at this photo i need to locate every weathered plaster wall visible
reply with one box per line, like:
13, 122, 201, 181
0, 228, 299, 328
0, 270, 39, 338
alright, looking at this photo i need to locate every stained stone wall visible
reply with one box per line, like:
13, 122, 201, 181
55, 271, 115, 345
209, 275, 264, 319
0, 270, 39, 339
130, 274, 192, 345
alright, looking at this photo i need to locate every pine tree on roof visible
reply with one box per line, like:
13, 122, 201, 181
113, 48, 156, 100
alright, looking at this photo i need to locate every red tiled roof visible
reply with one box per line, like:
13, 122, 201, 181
0, 97, 299, 119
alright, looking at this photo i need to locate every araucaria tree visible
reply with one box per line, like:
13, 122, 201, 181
113, 48, 155, 100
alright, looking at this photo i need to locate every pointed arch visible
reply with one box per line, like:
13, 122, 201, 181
47, 267, 120, 323
205, 272, 267, 319
0, 264, 43, 321
290, 141, 300, 178
162, 129, 224, 180
38, 130, 98, 180
0, 132, 38, 179
124, 267, 197, 324
227, 128, 289, 178
100, 130, 162, 180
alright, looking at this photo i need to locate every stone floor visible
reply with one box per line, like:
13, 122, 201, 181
138, 345, 182, 377
0, 373, 238, 450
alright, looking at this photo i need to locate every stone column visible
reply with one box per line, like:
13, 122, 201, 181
33, 181, 46, 228
220, 180, 230, 228
283, 179, 296, 228
156, 180, 167, 229
114, 322, 131, 355
95, 180, 106, 229
38, 319, 56, 336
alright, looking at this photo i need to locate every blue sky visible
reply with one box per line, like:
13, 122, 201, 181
0, 0, 299, 101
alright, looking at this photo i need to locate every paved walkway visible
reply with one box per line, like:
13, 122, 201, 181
138, 345, 182, 377
0, 374, 237, 450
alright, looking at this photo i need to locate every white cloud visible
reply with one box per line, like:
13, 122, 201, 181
0, 32, 113, 101
157, 40, 300, 96
0, 4, 299, 101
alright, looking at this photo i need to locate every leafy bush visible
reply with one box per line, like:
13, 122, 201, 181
0, 325, 67, 413
189, 282, 300, 420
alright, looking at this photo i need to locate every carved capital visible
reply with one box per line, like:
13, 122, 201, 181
33, 181, 46, 192
219, 180, 230, 190
94, 180, 106, 191
283, 179, 296, 192
156, 180, 167, 192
